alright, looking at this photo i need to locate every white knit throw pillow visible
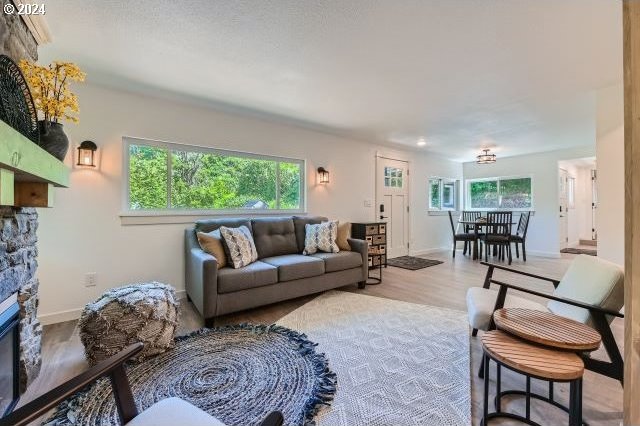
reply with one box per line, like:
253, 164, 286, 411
219, 225, 258, 268
303, 221, 340, 255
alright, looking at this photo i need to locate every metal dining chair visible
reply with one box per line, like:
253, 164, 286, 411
480, 212, 513, 264
510, 212, 531, 261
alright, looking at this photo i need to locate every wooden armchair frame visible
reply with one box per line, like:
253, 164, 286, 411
476, 262, 624, 385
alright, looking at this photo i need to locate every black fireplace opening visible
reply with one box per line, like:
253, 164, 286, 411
0, 293, 19, 416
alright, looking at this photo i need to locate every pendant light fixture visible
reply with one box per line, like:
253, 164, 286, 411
476, 149, 497, 164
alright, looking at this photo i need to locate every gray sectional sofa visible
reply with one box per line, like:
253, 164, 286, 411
185, 216, 368, 326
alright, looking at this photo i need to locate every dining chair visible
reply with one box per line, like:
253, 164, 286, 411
448, 211, 476, 258
460, 211, 481, 254
480, 211, 513, 264
510, 212, 531, 261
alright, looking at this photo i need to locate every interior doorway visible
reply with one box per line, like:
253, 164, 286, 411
376, 156, 410, 258
558, 157, 597, 251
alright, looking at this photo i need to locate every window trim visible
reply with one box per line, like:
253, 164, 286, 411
464, 175, 534, 211
121, 136, 306, 216
428, 177, 460, 212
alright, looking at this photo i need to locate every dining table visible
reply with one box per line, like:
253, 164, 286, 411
458, 219, 516, 260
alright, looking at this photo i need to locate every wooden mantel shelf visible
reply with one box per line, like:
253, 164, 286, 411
0, 119, 70, 208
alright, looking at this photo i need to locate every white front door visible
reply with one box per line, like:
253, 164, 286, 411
559, 168, 569, 249
376, 157, 409, 258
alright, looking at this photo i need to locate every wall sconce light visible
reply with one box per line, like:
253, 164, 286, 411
76, 140, 98, 167
317, 167, 330, 184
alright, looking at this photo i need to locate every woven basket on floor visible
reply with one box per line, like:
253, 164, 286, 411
79, 282, 179, 365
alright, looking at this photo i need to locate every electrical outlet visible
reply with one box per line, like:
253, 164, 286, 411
84, 272, 97, 287
364, 199, 372, 207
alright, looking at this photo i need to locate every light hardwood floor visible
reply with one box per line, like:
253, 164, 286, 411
21, 249, 623, 425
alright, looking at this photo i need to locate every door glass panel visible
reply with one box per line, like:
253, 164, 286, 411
384, 167, 403, 188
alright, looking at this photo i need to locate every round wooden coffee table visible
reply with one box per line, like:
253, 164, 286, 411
493, 308, 601, 352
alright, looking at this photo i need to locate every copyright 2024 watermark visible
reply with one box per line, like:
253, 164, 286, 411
3, 2, 46, 15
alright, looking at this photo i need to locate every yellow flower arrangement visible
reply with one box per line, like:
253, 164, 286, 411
18, 60, 86, 124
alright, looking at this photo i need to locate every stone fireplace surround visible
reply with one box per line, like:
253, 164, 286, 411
0, 0, 43, 392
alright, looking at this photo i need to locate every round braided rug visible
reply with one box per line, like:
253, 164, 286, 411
45, 324, 337, 426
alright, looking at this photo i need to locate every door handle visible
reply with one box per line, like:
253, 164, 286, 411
380, 215, 388, 220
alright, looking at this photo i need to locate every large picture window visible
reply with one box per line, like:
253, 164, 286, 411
466, 176, 532, 210
125, 138, 305, 213
428, 178, 459, 211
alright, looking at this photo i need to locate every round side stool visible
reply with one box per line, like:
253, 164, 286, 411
481, 330, 585, 426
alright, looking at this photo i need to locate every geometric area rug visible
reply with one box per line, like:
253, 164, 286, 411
277, 291, 471, 425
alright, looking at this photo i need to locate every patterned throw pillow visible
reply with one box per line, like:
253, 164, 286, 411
219, 225, 258, 269
303, 221, 340, 255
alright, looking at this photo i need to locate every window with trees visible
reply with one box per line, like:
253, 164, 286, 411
428, 178, 459, 211
125, 138, 305, 213
466, 176, 532, 210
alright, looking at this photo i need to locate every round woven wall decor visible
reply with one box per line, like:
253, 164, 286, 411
0, 54, 39, 144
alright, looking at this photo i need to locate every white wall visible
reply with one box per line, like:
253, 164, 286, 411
596, 125, 624, 266
596, 85, 624, 267
37, 83, 461, 323
462, 146, 596, 258
560, 163, 594, 246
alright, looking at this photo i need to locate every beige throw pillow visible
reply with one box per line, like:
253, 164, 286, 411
336, 221, 351, 251
196, 230, 227, 269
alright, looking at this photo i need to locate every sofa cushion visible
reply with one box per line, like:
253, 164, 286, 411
251, 217, 299, 259
217, 261, 278, 293
293, 216, 327, 252
195, 218, 253, 234
311, 251, 363, 273
261, 254, 325, 282
126, 397, 225, 426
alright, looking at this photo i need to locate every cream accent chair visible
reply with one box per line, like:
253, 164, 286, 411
0, 343, 284, 426
466, 255, 625, 384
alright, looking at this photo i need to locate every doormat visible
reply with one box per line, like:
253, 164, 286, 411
387, 256, 443, 270
560, 248, 597, 256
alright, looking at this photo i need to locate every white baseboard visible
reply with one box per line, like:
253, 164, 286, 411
409, 247, 449, 256
38, 307, 83, 325
526, 250, 562, 259
38, 290, 187, 326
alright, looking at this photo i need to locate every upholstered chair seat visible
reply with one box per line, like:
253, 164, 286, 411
125, 398, 225, 426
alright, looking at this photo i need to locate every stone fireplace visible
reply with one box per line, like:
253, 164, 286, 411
0, 0, 42, 393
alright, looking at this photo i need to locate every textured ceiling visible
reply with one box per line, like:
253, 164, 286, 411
40, 0, 622, 160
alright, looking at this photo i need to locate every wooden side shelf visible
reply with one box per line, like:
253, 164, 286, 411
0, 119, 69, 207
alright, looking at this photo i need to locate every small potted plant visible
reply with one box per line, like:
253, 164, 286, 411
19, 60, 85, 161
